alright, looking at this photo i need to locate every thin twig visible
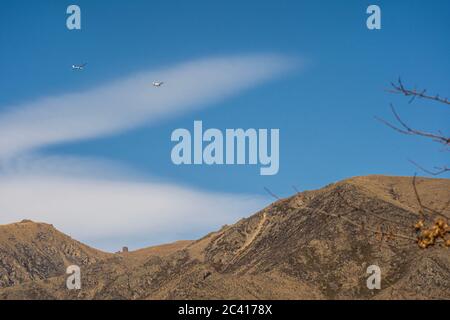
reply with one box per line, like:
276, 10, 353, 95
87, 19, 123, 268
389, 78, 450, 105
345, 201, 412, 227
263, 187, 280, 200
301, 206, 416, 241
409, 159, 450, 176
375, 104, 450, 146
412, 174, 426, 222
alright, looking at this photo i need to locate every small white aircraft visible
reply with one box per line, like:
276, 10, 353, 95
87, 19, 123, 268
152, 81, 164, 87
72, 63, 87, 70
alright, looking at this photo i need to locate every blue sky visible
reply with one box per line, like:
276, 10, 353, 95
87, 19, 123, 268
0, 1, 448, 250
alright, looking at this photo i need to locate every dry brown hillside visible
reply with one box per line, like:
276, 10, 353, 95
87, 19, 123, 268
0, 175, 449, 300
0, 220, 111, 288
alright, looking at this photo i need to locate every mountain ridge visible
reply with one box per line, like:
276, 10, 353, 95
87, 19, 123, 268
0, 175, 449, 299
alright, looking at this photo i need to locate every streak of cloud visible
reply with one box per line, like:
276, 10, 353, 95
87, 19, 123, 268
0, 155, 267, 251
0, 54, 297, 159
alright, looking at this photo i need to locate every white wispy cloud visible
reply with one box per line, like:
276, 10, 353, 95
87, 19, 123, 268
0, 54, 295, 251
0, 155, 267, 251
0, 54, 296, 159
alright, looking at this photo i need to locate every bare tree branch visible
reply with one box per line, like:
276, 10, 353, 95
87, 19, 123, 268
301, 206, 417, 241
375, 104, 450, 146
263, 187, 280, 200
388, 78, 450, 105
344, 200, 413, 227
412, 174, 426, 222
408, 159, 450, 176
366, 78, 450, 249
